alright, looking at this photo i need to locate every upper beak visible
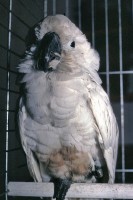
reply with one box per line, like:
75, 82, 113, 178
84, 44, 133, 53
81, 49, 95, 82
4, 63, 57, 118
35, 32, 62, 72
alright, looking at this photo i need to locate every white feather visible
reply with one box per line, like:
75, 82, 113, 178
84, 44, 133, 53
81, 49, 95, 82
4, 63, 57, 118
18, 14, 119, 185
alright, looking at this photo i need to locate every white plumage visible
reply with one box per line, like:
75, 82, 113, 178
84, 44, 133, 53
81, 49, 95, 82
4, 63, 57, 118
18, 14, 119, 199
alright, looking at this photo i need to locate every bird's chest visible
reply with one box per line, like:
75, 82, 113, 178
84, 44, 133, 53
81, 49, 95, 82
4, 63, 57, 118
48, 80, 97, 150
25, 74, 96, 145
25, 78, 81, 126
48, 82, 80, 125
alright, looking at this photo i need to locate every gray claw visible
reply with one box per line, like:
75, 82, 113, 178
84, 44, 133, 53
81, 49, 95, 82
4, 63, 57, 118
93, 166, 103, 179
52, 178, 72, 200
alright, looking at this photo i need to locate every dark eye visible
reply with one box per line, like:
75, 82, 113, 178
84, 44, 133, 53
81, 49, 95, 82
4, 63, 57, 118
70, 41, 75, 48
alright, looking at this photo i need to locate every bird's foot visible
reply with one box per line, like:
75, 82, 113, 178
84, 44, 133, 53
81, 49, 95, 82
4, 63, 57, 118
90, 166, 103, 181
87, 166, 103, 181
94, 166, 103, 179
51, 178, 72, 200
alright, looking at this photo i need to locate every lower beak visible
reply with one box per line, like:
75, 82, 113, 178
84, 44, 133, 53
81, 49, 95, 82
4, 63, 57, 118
49, 51, 61, 62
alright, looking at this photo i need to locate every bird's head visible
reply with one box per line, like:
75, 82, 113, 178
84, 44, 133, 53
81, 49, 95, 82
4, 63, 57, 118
18, 14, 101, 82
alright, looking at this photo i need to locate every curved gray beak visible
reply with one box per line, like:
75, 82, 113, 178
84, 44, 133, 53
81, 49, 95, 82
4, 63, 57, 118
35, 32, 62, 72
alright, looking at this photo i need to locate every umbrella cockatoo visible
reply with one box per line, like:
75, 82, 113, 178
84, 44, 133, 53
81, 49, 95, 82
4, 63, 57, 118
18, 14, 119, 200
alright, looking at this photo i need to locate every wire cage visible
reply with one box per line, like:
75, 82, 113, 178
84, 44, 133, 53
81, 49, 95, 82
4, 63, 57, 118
0, 0, 133, 199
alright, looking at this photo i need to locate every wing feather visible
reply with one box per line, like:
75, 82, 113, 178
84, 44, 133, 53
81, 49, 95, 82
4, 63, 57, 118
18, 97, 42, 182
88, 84, 119, 183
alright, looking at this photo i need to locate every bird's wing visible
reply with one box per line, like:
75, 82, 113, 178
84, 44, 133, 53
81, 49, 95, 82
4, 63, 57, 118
87, 83, 119, 183
18, 97, 42, 182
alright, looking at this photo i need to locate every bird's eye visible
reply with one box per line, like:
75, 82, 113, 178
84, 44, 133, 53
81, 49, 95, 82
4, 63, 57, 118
70, 41, 75, 48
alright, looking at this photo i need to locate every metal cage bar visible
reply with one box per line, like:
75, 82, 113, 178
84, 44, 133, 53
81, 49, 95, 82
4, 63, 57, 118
18, 0, 39, 21
0, 1, 46, 199
91, 0, 95, 48
118, 0, 125, 183
53, 0, 56, 15
105, 0, 110, 97
132, 0, 133, 23
78, 0, 81, 29
65, 0, 69, 17
0, 2, 30, 28
5, 1, 12, 200
44, 0, 48, 17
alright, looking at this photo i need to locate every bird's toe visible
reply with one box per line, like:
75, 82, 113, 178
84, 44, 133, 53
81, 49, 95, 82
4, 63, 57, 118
51, 178, 72, 200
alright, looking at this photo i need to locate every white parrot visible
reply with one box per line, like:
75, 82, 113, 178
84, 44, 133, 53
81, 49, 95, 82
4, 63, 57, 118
17, 14, 119, 200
